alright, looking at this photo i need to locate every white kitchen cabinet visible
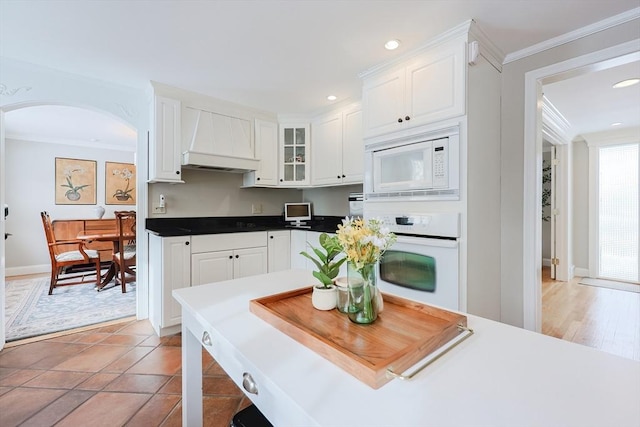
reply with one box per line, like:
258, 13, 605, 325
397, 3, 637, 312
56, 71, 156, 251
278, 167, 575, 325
191, 250, 234, 284
268, 230, 291, 272
190, 232, 268, 286
311, 104, 364, 186
362, 36, 466, 138
148, 234, 191, 336
290, 229, 308, 269
341, 106, 364, 184
279, 123, 310, 186
243, 119, 279, 187
149, 96, 184, 183
191, 246, 268, 285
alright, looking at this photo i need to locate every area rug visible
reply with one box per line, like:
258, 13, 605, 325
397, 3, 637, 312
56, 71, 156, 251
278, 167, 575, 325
578, 277, 640, 293
5, 275, 136, 342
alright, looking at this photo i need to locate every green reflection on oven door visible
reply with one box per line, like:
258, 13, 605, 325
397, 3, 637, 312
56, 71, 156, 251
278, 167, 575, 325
380, 250, 436, 292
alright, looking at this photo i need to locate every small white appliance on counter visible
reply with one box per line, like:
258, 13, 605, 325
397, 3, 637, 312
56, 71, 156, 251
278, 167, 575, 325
284, 202, 312, 228
373, 212, 460, 311
364, 125, 459, 201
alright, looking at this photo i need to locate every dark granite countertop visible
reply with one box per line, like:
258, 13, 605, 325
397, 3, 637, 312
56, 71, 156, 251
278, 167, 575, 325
145, 215, 344, 237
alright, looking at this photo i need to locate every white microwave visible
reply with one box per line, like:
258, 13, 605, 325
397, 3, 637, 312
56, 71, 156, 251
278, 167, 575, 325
364, 128, 459, 201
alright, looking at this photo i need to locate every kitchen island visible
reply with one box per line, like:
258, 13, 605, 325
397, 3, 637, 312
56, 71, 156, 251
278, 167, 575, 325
173, 269, 640, 427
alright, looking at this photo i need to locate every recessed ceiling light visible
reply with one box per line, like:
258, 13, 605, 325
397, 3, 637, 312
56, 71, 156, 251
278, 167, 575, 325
327, 95, 337, 101
384, 39, 400, 50
611, 122, 623, 127
612, 78, 640, 88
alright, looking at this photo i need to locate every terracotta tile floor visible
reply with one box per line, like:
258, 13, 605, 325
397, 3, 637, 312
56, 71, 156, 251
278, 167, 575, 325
0, 319, 253, 426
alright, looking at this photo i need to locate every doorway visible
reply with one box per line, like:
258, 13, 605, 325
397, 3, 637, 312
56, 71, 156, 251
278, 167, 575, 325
3, 104, 138, 342
523, 41, 640, 332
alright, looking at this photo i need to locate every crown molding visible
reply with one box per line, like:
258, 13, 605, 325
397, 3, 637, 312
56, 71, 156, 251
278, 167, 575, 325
504, 7, 640, 64
359, 20, 474, 79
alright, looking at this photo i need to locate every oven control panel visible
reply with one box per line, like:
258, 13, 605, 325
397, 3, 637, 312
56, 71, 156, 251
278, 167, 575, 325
376, 213, 460, 238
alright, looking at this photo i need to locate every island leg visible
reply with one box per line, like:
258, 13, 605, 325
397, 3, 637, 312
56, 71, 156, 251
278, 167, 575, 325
182, 317, 203, 426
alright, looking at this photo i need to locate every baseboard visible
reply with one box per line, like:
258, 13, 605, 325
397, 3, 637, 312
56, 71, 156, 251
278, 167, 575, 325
5, 264, 49, 278
574, 267, 589, 277
542, 258, 552, 267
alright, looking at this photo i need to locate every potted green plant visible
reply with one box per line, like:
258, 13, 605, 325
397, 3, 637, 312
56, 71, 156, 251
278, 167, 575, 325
300, 233, 346, 310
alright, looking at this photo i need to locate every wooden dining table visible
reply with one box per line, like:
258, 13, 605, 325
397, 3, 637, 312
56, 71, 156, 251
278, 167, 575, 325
77, 230, 135, 290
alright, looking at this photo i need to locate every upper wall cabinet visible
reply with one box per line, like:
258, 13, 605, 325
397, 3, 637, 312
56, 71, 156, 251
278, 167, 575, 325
311, 103, 363, 186
362, 37, 466, 139
243, 119, 279, 187
279, 123, 310, 186
149, 96, 184, 183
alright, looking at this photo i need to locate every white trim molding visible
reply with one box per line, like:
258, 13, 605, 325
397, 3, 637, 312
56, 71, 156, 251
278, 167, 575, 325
505, 7, 640, 63
542, 96, 572, 145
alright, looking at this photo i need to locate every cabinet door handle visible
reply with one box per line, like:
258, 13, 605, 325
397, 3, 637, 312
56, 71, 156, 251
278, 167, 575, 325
337, 175, 341, 179
242, 372, 259, 395
185, 241, 190, 246
202, 331, 212, 347
175, 171, 180, 175
342, 174, 346, 178
397, 117, 403, 123
257, 177, 261, 181
235, 254, 239, 258
270, 235, 274, 239
405, 115, 411, 121
280, 178, 283, 182
229, 255, 233, 259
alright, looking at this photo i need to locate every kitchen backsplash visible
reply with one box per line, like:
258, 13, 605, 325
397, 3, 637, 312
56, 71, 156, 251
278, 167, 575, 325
148, 168, 362, 218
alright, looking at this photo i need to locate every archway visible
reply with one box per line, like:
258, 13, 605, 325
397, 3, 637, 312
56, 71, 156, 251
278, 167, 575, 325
2, 103, 139, 343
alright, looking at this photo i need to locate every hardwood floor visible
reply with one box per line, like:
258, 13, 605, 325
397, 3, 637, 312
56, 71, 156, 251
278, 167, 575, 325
542, 267, 640, 361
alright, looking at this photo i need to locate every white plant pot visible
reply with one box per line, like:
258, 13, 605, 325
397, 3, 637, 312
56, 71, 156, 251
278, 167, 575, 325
311, 285, 337, 310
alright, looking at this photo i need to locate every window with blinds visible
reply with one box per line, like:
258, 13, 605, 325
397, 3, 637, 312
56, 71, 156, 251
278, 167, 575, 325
598, 143, 639, 283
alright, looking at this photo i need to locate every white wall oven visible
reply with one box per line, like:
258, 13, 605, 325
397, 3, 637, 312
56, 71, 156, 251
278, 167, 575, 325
374, 212, 460, 311
364, 126, 459, 201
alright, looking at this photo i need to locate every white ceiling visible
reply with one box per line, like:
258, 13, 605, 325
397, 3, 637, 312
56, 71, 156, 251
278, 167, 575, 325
1, 1, 639, 147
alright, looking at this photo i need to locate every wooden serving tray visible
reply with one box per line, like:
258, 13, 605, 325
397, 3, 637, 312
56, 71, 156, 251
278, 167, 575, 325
250, 287, 467, 389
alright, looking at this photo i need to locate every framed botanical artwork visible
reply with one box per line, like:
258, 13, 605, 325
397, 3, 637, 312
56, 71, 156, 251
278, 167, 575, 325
55, 158, 97, 205
106, 161, 136, 205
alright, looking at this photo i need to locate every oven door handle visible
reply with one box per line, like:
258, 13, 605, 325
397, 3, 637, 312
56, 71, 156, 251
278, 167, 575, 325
395, 235, 458, 248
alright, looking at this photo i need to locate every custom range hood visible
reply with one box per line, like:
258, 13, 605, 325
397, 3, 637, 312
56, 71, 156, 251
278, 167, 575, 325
182, 151, 258, 173
181, 106, 259, 173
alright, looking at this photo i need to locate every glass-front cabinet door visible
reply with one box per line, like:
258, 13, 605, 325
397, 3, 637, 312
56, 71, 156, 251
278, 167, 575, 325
279, 123, 310, 186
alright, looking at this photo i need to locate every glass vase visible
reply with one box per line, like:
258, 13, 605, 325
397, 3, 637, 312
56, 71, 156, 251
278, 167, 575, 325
346, 262, 379, 324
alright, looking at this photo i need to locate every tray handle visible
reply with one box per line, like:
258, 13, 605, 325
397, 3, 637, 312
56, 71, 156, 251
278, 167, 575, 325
386, 324, 474, 381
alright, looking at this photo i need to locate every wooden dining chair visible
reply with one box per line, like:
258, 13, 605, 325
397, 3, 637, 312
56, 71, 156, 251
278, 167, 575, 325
40, 211, 101, 295
113, 210, 136, 292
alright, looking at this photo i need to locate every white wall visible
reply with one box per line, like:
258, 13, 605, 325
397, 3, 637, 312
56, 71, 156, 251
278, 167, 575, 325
302, 184, 362, 217
5, 138, 134, 273
500, 18, 640, 327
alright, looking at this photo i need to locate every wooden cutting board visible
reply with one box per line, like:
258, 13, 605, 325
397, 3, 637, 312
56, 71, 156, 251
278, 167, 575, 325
250, 287, 467, 389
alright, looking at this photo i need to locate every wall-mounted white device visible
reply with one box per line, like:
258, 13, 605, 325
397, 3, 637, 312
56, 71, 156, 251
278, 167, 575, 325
153, 194, 167, 214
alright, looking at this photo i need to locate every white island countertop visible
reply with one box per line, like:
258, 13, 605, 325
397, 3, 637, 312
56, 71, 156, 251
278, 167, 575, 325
173, 269, 640, 427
